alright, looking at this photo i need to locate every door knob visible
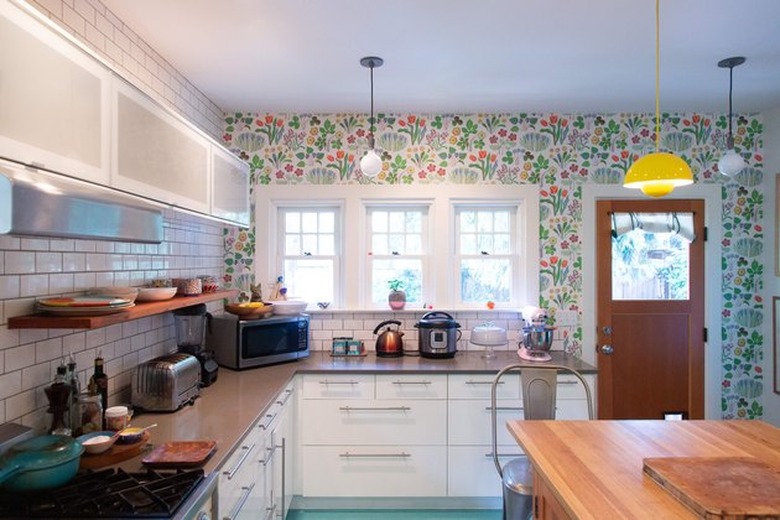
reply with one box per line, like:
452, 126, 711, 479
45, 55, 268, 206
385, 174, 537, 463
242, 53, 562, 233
602, 326, 612, 336
599, 344, 614, 355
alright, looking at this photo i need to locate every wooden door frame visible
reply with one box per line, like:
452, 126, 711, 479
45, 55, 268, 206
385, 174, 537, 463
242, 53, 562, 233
580, 185, 723, 419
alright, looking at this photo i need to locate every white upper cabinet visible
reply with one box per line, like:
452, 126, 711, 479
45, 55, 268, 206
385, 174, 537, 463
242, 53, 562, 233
212, 145, 250, 227
112, 79, 210, 214
0, 1, 110, 184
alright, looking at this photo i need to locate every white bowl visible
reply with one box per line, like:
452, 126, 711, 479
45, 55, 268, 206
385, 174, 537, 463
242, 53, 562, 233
136, 287, 178, 302
271, 300, 308, 315
87, 286, 139, 303
76, 431, 119, 454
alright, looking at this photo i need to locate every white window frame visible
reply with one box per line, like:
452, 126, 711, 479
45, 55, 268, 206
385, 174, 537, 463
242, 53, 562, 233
453, 203, 519, 306
256, 184, 539, 310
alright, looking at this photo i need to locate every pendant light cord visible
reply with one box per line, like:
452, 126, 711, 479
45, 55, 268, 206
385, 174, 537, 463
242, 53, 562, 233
727, 64, 734, 137
369, 61, 375, 146
654, 0, 660, 153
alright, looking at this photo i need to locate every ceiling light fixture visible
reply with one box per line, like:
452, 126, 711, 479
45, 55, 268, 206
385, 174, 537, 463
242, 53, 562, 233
623, 0, 693, 198
717, 56, 747, 177
359, 56, 384, 178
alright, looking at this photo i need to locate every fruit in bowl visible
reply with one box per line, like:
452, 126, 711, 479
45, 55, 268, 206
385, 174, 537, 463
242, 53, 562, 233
225, 301, 274, 318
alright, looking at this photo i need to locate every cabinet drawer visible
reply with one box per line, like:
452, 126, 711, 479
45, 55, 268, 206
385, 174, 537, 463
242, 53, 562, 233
301, 399, 446, 445
302, 445, 447, 497
218, 428, 263, 519
448, 373, 520, 400
448, 399, 524, 446
376, 374, 447, 400
301, 374, 374, 399
448, 446, 524, 497
556, 374, 595, 400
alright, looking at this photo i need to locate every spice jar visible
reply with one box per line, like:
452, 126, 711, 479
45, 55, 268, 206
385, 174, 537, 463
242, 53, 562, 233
77, 392, 103, 435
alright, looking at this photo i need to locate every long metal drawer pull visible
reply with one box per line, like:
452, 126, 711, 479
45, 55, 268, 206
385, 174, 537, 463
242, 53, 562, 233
558, 381, 579, 386
261, 443, 278, 466
339, 452, 411, 459
258, 412, 276, 430
339, 406, 411, 412
391, 380, 431, 385
264, 503, 277, 520
319, 380, 360, 385
485, 452, 525, 459
226, 482, 255, 520
280, 387, 294, 404
465, 380, 504, 385
485, 406, 524, 411
223, 442, 256, 480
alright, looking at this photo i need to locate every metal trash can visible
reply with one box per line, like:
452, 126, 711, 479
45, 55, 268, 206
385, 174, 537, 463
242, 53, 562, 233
502, 456, 533, 520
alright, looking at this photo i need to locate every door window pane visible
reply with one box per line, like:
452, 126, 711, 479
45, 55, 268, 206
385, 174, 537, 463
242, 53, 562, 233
612, 229, 690, 300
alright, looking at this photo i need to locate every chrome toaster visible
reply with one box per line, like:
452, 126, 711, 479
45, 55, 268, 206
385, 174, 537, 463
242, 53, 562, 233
131, 353, 200, 412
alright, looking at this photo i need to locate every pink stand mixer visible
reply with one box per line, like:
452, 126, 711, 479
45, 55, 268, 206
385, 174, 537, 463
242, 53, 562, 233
518, 306, 554, 362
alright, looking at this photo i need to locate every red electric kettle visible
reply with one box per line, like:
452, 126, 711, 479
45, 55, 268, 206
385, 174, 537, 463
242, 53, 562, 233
373, 320, 404, 358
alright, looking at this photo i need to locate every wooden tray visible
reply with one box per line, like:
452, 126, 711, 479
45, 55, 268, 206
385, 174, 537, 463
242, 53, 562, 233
141, 440, 217, 468
643, 456, 780, 519
79, 432, 149, 470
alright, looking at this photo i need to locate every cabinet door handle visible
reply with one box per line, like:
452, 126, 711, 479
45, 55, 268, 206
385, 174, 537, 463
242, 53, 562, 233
261, 443, 279, 466
485, 452, 525, 458
258, 412, 276, 430
264, 503, 277, 520
319, 380, 360, 385
557, 380, 579, 386
466, 380, 504, 385
222, 442, 255, 480
225, 481, 254, 520
339, 406, 411, 412
339, 451, 411, 459
279, 388, 295, 405
391, 380, 431, 385
484, 406, 524, 412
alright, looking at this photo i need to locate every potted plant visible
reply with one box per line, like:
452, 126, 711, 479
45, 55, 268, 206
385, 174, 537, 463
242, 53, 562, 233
388, 279, 406, 310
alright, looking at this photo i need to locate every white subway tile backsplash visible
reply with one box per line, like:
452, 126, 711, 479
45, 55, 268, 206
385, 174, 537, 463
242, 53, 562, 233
0, 276, 21, 299
6, 345, 35, 372
6, 252, 36, 274
35, 338, 63, 364
62, 332, 86, 354
0, 371, 22, 400
6, 390, 37, 421
20, 274, 49, 297
49, 273, 75, 294
85, 329, 107, 350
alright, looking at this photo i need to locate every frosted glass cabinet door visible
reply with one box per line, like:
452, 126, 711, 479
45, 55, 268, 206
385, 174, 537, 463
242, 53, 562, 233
112, 80, 210, 213
212, 145, 250, 227
0, 1, 110, 184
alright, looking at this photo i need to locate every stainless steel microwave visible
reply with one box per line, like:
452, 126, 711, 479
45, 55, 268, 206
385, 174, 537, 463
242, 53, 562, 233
206, 314, 310, 370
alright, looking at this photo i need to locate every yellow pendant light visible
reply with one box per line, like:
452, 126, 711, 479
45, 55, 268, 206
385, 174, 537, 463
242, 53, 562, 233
623, 0, 693, 197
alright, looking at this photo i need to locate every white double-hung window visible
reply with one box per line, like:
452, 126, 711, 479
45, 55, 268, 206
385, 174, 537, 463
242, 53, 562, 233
277, 206, 340, 304
454, 205, 516, 305
366, 205, 429, 306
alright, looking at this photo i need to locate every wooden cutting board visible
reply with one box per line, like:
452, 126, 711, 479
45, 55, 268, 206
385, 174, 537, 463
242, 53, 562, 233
643, 457, 780, 519
79, 432, 150, 470
141, 440, 217, 468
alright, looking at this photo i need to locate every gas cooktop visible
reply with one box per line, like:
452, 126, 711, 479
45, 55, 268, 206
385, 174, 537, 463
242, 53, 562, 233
0, 468, 203, 518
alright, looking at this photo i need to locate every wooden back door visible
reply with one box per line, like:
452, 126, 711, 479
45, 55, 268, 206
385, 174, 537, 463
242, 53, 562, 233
596, 199, 705, 419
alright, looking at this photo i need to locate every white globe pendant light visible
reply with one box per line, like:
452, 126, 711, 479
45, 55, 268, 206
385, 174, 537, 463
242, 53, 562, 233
359, 56, 384, 177
717, 56, 747, 177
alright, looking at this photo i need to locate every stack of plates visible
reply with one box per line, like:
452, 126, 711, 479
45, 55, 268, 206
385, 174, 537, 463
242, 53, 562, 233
36, 297, 135, 316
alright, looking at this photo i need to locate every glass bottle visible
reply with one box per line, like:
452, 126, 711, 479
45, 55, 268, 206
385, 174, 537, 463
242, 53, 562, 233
67, 359, 81, 435
45, 364, 71, 435
89, 356, 108, 429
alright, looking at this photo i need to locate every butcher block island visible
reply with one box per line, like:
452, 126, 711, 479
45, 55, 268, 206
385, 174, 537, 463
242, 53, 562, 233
507, 420, 780, 519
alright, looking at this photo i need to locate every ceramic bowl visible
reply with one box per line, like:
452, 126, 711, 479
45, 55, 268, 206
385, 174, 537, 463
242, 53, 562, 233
136, 287, 178, 302
225, 302, 274, 319
76, 431, 119, 454
116, 427, 145, 444
271, 300, 308, 315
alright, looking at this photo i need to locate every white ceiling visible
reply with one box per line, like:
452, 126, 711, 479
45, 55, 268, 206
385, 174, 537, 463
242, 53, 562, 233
102, 0, 780, 114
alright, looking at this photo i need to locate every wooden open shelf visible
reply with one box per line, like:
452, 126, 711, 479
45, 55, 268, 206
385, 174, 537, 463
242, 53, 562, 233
8, 290, 237, 329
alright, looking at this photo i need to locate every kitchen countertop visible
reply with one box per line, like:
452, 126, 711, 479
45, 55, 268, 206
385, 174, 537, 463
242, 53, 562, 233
507, 420, 780, 519
124, 350, 596, 474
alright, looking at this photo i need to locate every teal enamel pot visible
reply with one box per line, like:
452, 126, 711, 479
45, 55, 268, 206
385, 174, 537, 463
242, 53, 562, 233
0, 434, 84, 491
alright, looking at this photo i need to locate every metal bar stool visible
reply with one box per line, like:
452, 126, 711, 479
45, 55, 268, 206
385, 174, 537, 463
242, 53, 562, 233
490, 364, 594, 520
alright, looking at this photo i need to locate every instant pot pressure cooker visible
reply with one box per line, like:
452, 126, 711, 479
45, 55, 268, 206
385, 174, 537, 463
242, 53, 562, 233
415, 311, 461, 359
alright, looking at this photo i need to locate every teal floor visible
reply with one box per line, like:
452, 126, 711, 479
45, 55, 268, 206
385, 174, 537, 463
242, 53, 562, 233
287, 510, 502, 520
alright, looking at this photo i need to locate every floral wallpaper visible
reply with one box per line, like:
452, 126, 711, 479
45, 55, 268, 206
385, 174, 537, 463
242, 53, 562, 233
222, 112, 764, 420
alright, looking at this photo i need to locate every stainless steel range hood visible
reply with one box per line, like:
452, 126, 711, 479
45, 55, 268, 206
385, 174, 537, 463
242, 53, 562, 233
0, 161, 163, 243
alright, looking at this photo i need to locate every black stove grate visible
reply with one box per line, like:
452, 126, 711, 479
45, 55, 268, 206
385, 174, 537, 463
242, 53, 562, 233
0, 468, 203, 518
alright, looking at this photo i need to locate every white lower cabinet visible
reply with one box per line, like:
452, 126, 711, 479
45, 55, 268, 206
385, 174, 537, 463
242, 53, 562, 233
448, 446, 525, 497
219, 383, 295, 520
302, 445, 447, 497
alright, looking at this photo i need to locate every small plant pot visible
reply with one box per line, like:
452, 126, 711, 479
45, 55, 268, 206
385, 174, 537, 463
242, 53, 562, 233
388, 290, 406, 311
